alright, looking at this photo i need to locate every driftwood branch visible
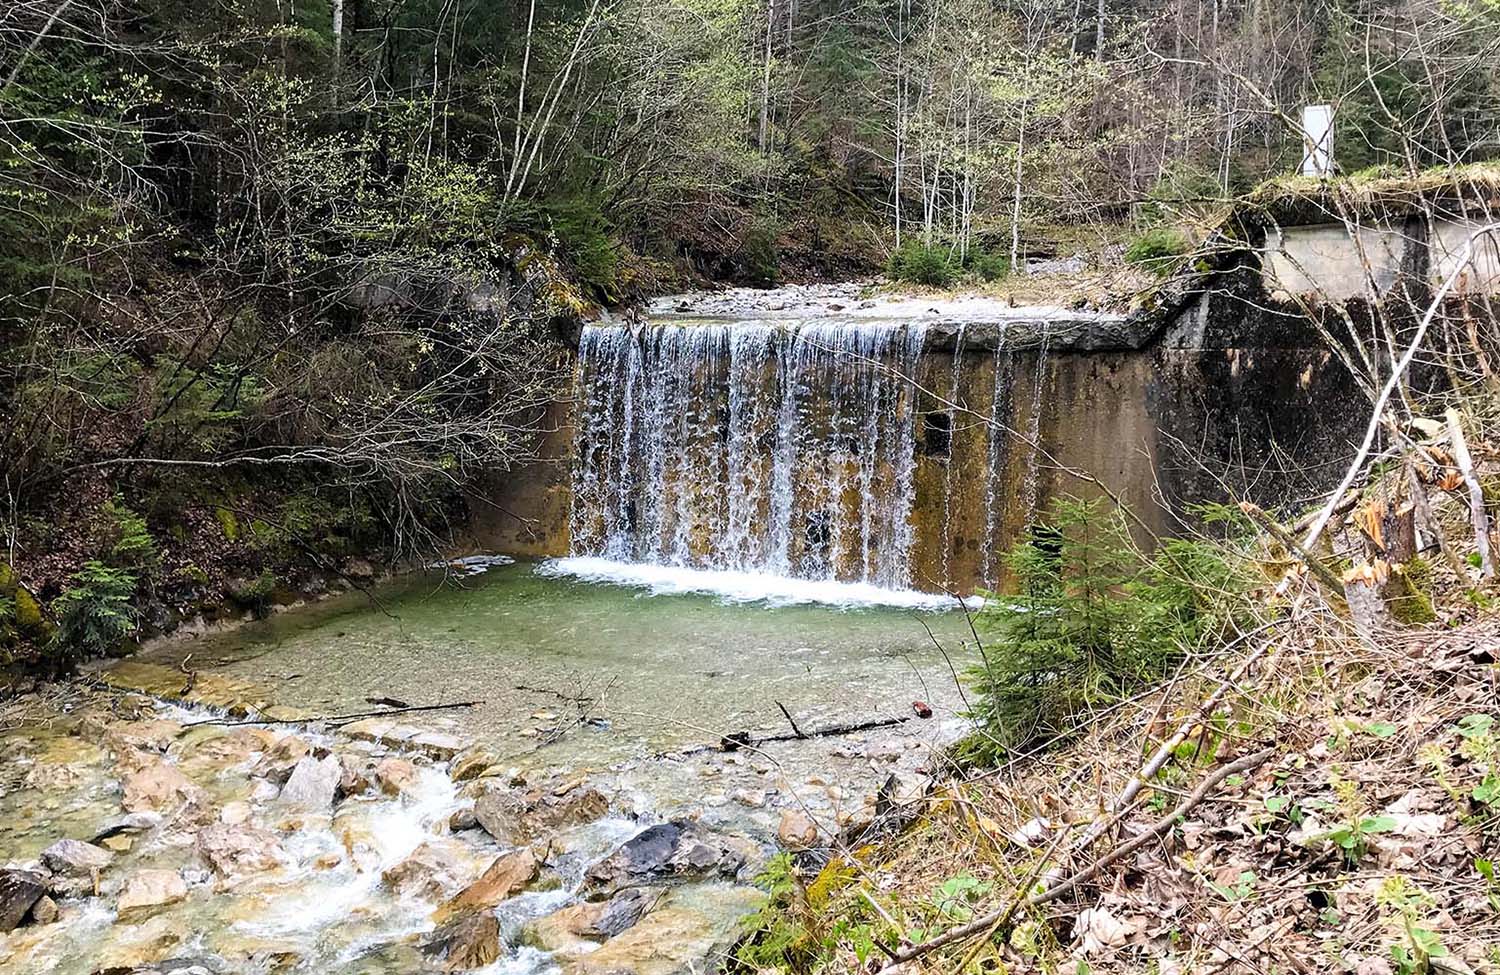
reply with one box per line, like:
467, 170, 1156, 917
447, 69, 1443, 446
180, 700, 480, 729
775, 700, 808, 739
877, 747, 1277, 971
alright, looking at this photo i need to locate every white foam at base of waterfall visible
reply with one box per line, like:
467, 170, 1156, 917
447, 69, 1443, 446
537, 557, 983, 611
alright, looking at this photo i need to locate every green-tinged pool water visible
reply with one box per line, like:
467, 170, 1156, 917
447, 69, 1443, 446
134, 559, 977, 765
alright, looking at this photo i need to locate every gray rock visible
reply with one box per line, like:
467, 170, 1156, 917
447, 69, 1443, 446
90, 811, 163, 843
592, 887, 658, 938
41, 838, 115, 876
277, 755, 341, 809
581, 822, 748, 897
0, 870, 46, 932
195, 823, 284, 877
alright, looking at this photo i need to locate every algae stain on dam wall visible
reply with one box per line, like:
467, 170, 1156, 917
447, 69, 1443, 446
469, 294, 1365, 596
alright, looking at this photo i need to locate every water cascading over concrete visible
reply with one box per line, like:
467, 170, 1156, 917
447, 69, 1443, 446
564, 311, 1056, 597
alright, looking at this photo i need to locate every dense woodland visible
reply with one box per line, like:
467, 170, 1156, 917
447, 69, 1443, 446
1, 0, 1499, 664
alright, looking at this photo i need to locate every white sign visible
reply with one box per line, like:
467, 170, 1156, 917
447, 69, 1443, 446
1301, 104, 1333, 177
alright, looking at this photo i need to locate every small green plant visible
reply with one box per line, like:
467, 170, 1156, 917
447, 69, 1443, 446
1323, 812, 1397, 865
1377, 876, 1447, 975
102, 495, 157, 573
1123, 227, 1189, 274
1476, 858, 1500, 912
888, 240, 958, 287
1456, 714, 1498, 807
1208, 869, 1257, 902
930, 873, 992, 922
50, 561, 137, 667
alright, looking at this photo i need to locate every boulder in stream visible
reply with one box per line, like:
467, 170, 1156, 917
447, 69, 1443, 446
581, 822, 751, 898
121, 755, 204, 813
277, 755, 340, 809
472, 781, 608, 845
373, 757, 416, 796
433, 847, 538, 921
116, 869, 188, 920
422, 911, 502, 971
0, 869, 46, 932
382, 841, 467, 901
195, 822, 284, 878
40, 837, 115, 876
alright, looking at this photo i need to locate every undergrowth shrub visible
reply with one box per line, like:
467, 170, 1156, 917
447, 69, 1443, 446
963, 246, 1010, 281
51, 561, 138, 666
888, 241, 957, 286
959, 497, 1250, 764
1124, 227, 1190, 274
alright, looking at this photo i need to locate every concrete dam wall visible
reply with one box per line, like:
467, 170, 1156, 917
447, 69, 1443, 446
471, 212, 1500, 596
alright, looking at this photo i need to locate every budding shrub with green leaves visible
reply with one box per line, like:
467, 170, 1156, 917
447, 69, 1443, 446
960, 498, 1251, 763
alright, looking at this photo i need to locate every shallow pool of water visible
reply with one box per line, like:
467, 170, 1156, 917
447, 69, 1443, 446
136, 560, 978, 767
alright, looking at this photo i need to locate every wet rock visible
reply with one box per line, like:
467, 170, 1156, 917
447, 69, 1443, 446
0, 869, 46, 932
28, 894, 58, 925
422, 912, 502, 971
558, 887, 765, 975
473, 782, 609, 845
277, 755, 340, 809
96, 914, 189, 971
581, 822, 748, 898
335, 814, 381, 873
592, 887, 659, 938
777, 810, 821, 850
382, 841, 466, 901
92, 811, 165, 843
121, 755, 205, 813
40, 837, 115, 876
408, 731, 465, 761
101, 718, 184, 755
523, 901, 605, 953
448, 807, 478, 832
449, 748, 495, 782
730, 789, 767, 808
117, 869, 188, 920
373, 757, 416, 796
433, 848, 538, 921
337, 756, 373, 798
102, 835, 135, 853
471, 786, 526, 842
195, 823, 284, 878
218, 801, 251, 826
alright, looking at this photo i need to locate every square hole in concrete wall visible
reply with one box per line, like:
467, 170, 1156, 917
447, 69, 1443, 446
922, 411, 952, 456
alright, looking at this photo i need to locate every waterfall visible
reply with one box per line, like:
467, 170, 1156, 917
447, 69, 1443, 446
569, 320, 930, 591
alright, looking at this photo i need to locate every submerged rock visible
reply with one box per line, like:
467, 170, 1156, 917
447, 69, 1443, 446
422, 912, 502, 971
433, 848, 538, 921
121, 755, 204, 813
40, 837, 115, 876
277, 755, 340, 809
581, 822, 750, 898
117, 869, 188, 920
195, 822, 284, 878
0, 869, 46, 932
